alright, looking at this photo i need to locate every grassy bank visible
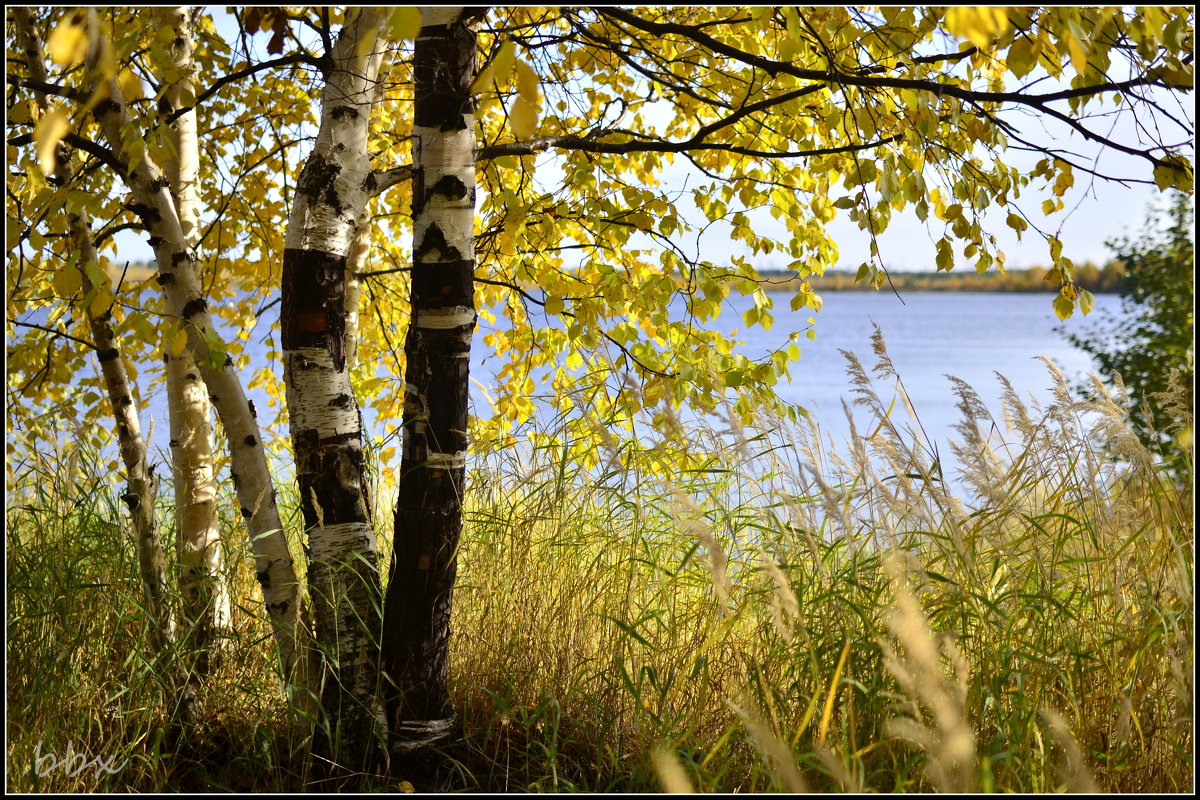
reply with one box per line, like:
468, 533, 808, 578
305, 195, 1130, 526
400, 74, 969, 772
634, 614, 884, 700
6, 339, 1193, 792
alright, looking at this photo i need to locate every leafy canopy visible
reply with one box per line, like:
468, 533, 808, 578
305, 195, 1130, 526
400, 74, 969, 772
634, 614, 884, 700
6, 7, 1194, 476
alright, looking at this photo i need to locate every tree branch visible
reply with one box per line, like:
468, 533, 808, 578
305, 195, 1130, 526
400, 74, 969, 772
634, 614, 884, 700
477, 130, 902, 162
5, 73, 84, 101
597, 8, 1183, 107
8, 132, 127, 178
11, 319, 97, 352
164, 52, 321, 125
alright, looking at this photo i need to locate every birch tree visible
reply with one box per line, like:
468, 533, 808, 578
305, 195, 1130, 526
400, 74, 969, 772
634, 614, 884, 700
152, 6, 232, 675
61, 8, 318, 715
279, 6, 389, 773
381, 7, 480, 754
10, 6, 173, 656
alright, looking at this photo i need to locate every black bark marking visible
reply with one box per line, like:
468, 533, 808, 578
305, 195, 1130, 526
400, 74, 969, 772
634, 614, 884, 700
147, 236, 165, 248
329, 393, 353, 409
266, 600, 290, 616
156, 272, 176, 286
256, 569, 271, 588
224, 353, 234, 367
94, 98, 121, 117
209, 394, 219, 403
97, 347, 120, 362
362, 171, 378, 195
240, 506, 252, 518
151, 175, 172, 192
412, 259, 474, 309
413, 21, 475, 132
244, 435, 257, 447
296, 156, 343, 215
122, 492, 140, 511
120, 396, 133, 406
171, 251, 188, 266
248, 399, 257, 419
186, 372, 198, 381
331, 105, 359, 120
158, 96, 175, 115
169, 439, 180, 448
181, 297, 208, 318
281, 248, 348, 371
430, 173, 469, 201
415, 223, 463, 263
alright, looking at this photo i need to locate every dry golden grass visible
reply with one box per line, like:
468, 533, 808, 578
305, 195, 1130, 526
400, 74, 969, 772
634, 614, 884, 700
7, 335, 1193, 791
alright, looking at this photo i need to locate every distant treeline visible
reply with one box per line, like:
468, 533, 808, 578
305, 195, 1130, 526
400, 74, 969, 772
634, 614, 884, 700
762, 260, 1128, 293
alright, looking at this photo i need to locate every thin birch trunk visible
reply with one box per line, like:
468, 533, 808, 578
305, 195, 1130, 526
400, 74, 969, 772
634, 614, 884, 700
382, 6, 478, 754
82, 12, 317, 718
154, 6, 231, 676
12, 6, 173, 656
280, 7, 388, 774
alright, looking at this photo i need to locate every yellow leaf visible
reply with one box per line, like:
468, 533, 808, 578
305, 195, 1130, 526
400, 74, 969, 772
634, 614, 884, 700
171, 326, 188, 357
53, 265, 83, 297
117, 68, 143, 103
1052, 292, 1074, 321
510, 97, 538, 140
491, 40, 517, 86
389, 7, 422, 40
944, 6, 1010, 50
47, 17, 89, 67
89, 286, 112, 318
515, 59, 539, 107
34, 108, 70, 176
1154, 155, 1194, 192
544, 295, 564, 315
1065, 34, 1088, 76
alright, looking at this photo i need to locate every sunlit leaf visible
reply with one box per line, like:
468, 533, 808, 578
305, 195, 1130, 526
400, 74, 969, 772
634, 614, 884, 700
389, 7, 423, 41
34, 108, 69, 176
47, 17, 88, 67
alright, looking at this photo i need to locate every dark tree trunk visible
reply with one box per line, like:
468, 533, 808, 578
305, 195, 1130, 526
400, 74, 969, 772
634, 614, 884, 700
382, 8, 478, 756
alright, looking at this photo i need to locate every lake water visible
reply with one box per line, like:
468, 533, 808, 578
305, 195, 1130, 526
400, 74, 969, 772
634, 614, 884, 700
131, 290, 1120, 480
719, 290, 1119, 455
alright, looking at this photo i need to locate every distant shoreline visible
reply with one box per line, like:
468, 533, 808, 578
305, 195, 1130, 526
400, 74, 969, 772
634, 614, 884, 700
759, 262, 1126, 294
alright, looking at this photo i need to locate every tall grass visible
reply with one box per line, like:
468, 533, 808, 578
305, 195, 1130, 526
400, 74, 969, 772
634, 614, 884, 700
6, 335, 1193, 792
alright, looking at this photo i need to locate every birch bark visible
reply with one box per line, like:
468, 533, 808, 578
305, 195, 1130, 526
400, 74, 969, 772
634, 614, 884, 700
280, 7, 388, 772
153, 6, 231, 675
82, 10, 317, 717
382, 6, 478, 754
12, 6, 173, 655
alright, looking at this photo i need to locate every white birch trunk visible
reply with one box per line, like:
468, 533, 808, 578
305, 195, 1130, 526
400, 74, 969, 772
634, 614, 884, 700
83, 13, 317, 717
13, 6, 174, 654
279, 8, 388, 772
153, 6, 232, 666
